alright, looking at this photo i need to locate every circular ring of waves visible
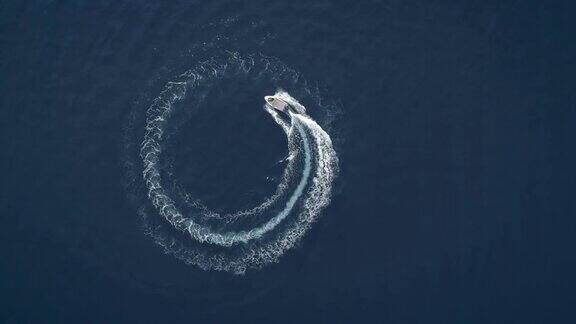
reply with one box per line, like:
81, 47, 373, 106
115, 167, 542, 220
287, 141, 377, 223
138, 53, 338, 274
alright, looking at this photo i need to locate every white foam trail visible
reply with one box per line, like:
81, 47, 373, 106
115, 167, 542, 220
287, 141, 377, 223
135, 53, 339, 273
273, 89, 306, 114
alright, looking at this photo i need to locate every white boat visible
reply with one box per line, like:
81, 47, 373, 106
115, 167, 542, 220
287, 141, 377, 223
264, 95, 296, 113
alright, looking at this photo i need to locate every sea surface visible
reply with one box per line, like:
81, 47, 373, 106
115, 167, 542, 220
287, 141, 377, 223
1, 0, 575, 322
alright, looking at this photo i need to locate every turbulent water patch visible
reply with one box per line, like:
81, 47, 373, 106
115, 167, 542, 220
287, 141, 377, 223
125, 53, 339, 274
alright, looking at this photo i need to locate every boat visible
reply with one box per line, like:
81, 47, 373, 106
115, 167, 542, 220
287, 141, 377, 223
264, 95, 297, 113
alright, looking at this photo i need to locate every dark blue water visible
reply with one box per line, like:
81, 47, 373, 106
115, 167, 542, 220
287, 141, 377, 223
2, 1, 575, 322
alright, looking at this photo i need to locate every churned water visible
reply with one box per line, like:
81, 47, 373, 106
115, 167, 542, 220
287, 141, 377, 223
1, 1, 574, 322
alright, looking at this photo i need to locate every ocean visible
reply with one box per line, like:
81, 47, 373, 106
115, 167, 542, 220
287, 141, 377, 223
1, 0, 574, 322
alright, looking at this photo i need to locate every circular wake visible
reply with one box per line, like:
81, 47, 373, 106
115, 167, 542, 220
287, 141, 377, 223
128, 53, 338, 273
